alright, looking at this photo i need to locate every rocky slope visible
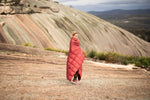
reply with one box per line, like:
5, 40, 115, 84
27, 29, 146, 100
0, 0, 150, 57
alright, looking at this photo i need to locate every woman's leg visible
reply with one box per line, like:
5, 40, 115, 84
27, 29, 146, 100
73, 70, 79, 81
72, 70, 80, 84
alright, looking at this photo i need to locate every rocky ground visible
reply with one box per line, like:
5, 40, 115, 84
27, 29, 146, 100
0, 49, 150, 100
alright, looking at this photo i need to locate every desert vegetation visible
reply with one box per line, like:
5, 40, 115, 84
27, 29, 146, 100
45, 47, 68, 55
44, 46, 150, 69
22, 42, 37, 48
87, 50, 150, 68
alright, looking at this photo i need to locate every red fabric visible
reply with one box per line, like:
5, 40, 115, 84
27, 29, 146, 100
66, 37, 85, 81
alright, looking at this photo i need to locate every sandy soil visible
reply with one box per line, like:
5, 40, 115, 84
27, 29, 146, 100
0, 51, 150, 100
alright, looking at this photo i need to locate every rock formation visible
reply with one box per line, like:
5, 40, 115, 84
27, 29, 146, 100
0, 0, 150, 57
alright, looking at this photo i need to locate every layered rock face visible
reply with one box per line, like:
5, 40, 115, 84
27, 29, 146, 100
0, 0, 150, 57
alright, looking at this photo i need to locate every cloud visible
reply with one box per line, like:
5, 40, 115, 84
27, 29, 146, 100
55, 0, 111, 6
55, 0, 150, 6
54, 0, 150, 11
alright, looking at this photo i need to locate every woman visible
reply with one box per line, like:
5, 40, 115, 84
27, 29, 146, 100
66, 31, 85, 85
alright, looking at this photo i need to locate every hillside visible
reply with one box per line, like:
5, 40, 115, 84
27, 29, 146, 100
88, 9, 150, 42
0, 0, 150, 57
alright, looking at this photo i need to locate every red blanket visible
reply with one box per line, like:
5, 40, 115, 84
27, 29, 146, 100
66, 37, 85, 81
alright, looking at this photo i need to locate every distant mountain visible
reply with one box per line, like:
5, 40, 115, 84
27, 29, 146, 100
88, 9, 150, 42
0, 1, 150, 57
88, 9, 150, 15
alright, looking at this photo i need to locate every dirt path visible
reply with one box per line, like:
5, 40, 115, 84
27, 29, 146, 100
0, 51, 150, 100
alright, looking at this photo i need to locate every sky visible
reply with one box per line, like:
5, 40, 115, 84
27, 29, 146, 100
54, 0, 150, 12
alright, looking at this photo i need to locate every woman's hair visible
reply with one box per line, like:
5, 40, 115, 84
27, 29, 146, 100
72, 31, 77, 36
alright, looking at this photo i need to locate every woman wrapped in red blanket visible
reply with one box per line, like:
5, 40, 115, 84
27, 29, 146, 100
66, 31, 85, 85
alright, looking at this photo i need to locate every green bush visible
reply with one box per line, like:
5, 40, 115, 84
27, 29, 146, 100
34, 5, 37, 8
87, 50, 150, 68
121, 59, 130, 65
104, 52, 120, 63
135, 61, 142, 67
138, 57, 150, 68
45, 48, 68, 55
97, 52, 105, 60
33, 45, 37, 48
83, 51, 87, 57
87, 50, 97, 58
125, 56, 135, 64
45, 48, 53, 51
22, 42, 32, 47
65, 51, 68, 55
22, 43, 37, 48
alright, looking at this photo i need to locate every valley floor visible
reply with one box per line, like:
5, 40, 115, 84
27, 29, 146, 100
0, 51, 150, 100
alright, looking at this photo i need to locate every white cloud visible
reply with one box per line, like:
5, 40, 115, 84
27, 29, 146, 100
61, 0, 102, 6
54, 0, 150, 11
54, 0, 150, 6
55, 0, 109, 6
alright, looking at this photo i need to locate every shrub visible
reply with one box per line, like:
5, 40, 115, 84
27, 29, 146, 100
87, 50, 150, 69
83, 51, 87, 57
125, 55, 135, 64
121, 59, 130, 65
22, 42, 32, 47
135, 61, 142, 67
22, 43, 37, 48
104, 52, 121, 63
34, 5, 37, 8
87, 50, 97, 58
33, 45, 37, 48
138, 57, 150, 68
45, 48, 68, 55
45, 48, 53, 51
27, 10, 35, 14
97, 52, 105, 60
65, 51, 68, 55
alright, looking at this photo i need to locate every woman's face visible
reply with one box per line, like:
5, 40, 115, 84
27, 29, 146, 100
74, 34, 78, 39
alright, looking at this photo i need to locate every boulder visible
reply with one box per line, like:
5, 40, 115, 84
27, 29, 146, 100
49, 7, 59, 13
0, 6, 13, 14
0, 21, 5, 27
